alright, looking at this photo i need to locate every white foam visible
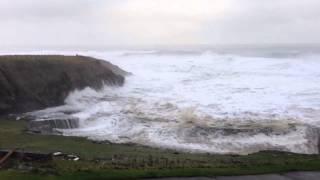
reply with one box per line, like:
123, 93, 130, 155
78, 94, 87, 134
26, 50, 320, 154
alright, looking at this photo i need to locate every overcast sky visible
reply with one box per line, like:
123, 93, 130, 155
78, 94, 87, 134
1, 0, 320, 49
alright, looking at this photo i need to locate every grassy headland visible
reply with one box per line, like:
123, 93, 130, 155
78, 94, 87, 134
1, 119, 320, 179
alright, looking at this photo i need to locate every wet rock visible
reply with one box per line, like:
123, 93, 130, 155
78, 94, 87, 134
52, 152, 63, 156
0, 55, 126, 116
99, 60, 132, 76
180, 123, 320, 154
50, 151, 80, 161
65, 154, 80, 161
305, 126, 320, 154
27, 117, 79, 135
187, 125, 294, 138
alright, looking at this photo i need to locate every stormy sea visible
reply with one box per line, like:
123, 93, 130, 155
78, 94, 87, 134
9, 46, 320, 155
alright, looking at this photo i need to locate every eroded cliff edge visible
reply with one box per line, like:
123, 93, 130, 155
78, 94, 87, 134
0, 55, 126, 116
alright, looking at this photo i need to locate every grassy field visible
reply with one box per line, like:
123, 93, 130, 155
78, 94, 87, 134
1, 119, 320, 179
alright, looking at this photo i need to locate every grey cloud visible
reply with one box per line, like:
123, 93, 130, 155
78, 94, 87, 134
0, 0, 104, 21
200, 0, 320, 44
0, 0, 320, 48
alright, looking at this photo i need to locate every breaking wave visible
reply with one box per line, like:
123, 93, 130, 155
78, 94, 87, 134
27, 49, 320, 155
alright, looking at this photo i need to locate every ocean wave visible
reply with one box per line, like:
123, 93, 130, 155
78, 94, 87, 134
25, 49, 320, 154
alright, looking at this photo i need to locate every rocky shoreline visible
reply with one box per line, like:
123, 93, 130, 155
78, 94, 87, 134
1, 110, 320, 179
1, 55, 320, 179
0, 55, 127, 116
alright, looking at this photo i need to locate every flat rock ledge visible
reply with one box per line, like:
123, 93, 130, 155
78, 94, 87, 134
27, 118, 80, 135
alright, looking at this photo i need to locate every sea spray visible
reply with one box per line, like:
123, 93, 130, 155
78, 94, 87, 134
27, 50, 320, 155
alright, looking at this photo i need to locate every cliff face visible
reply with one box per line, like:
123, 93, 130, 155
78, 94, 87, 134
0, 55, 125, 116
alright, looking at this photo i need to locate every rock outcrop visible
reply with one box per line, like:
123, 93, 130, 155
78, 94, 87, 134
0, 55, 126, 116
27, 118, 80, 135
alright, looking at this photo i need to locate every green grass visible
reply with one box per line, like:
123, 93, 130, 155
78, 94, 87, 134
1, 119, 320, 179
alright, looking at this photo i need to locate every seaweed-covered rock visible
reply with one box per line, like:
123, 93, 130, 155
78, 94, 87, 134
0, 55, 126, 116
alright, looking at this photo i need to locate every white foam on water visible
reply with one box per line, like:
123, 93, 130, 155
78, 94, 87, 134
26, 50, 320, 155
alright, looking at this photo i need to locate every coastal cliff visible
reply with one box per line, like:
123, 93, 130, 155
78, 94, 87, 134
0, 55, 126, 116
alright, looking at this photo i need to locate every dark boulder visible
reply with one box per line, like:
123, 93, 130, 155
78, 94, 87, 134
0, 55, 126, 116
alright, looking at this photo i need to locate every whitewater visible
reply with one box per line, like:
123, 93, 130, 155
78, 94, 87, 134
18, 49, 320, 155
